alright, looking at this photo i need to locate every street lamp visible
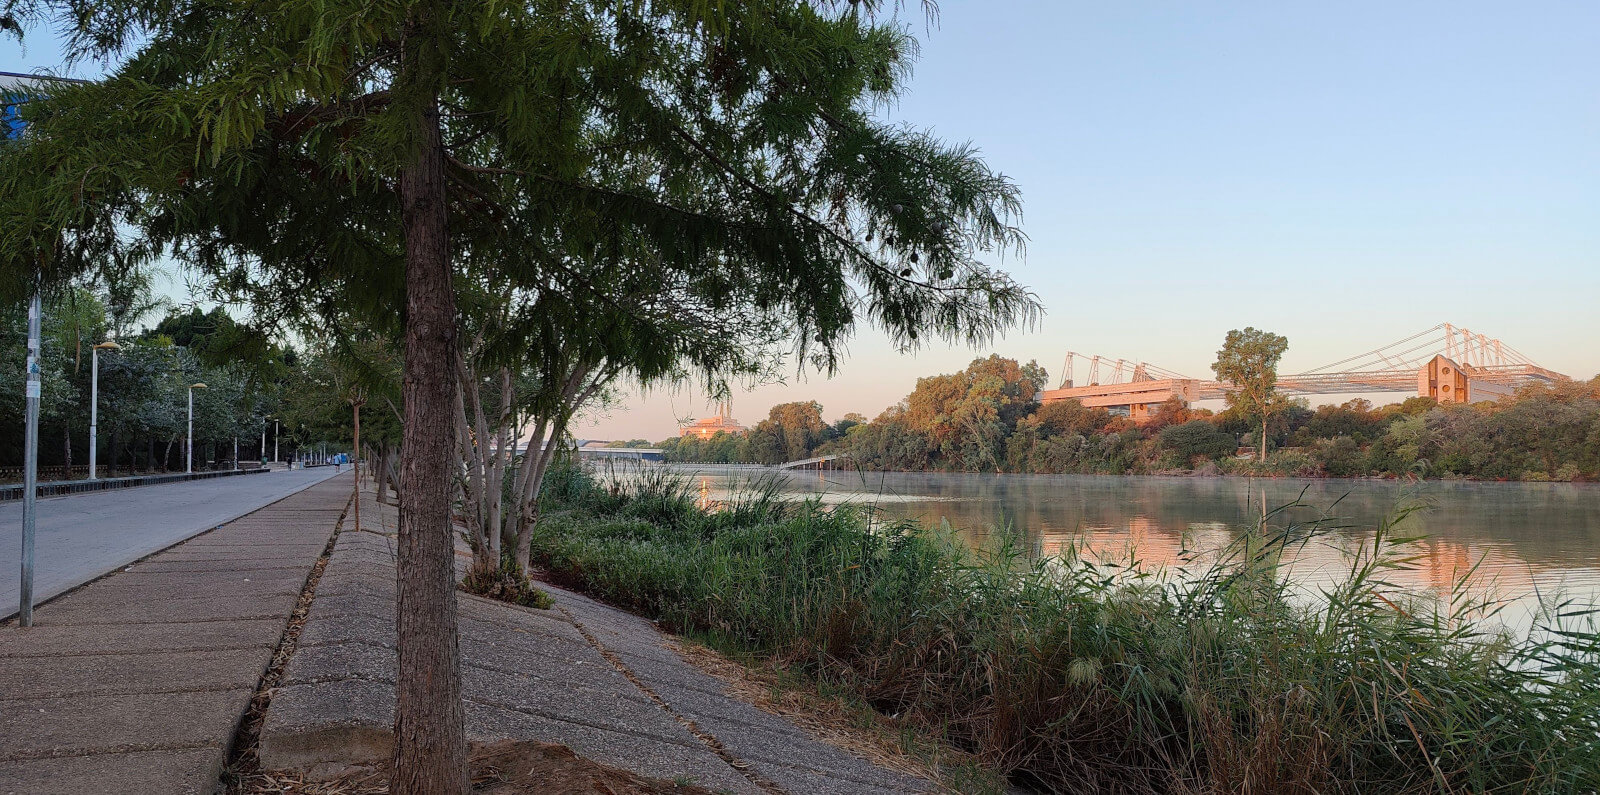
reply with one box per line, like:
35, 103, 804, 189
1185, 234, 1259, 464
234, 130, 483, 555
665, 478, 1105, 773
186, 382, 207, 474
88, 340, 121, 480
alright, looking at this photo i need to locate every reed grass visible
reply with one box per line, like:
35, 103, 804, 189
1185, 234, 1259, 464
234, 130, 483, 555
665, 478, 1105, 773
530, 465, 1600, 793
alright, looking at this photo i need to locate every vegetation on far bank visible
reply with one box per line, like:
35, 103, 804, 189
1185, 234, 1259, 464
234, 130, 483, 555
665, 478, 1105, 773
531, 465, 1600, 793
646, 354, 1600, 483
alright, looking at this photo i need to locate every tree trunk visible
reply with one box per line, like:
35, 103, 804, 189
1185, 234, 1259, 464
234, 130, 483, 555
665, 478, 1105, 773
392, 74, 468, 795
1259, 418, 1268, 462
162, 438, 175, 472
375, 444, 392, 504
63, 424, 72, 478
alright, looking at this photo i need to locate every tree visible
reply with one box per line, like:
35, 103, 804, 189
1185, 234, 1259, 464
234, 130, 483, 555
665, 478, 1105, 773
1211, 327, 1289, 461
0, 3, 1038, 790
747, 401, 827, 463
1159, 419, 1235, 463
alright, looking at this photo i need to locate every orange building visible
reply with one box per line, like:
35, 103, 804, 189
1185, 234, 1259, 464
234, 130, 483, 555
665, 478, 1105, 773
679, 401, 747, 439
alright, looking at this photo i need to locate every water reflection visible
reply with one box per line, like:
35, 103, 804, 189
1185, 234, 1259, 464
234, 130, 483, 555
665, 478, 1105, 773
646, 465, 1600, 631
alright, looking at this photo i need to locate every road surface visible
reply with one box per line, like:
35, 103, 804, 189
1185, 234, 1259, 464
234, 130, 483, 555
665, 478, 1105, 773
1, 467, 341, 619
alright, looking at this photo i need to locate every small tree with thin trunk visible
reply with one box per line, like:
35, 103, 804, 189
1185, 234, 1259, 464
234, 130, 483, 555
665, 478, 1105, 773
1212, 327, 1290, 461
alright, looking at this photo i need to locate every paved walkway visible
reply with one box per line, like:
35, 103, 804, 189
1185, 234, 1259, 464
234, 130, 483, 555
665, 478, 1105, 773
261, 492, 932, 794
1, 467, 342, 619
0, 474, 352, 795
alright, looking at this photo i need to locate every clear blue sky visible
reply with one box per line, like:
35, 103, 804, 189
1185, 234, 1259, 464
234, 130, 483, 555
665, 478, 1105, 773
6, 2, 1597, 440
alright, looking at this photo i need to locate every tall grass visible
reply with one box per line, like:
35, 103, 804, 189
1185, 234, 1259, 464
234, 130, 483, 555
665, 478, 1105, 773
533, 464, 1600, 793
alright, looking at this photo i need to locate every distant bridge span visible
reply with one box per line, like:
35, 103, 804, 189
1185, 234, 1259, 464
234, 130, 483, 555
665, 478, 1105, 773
1040, 323, 1569, 423
772, 454, 849, 470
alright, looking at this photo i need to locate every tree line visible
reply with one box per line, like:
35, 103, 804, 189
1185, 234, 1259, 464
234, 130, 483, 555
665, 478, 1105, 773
660, 347, 1600, 482
0, 289, 398, 475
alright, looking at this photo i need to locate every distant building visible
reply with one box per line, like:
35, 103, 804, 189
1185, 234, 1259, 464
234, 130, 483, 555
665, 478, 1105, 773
679, 400, 747, 439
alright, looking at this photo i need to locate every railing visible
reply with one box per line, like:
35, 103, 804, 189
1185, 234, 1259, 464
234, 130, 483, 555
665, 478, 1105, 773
0, 461, 268, 484
0, 467, 270, 501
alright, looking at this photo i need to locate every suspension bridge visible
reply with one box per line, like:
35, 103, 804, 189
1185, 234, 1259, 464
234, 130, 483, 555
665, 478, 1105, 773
1038, 323, 1570, 423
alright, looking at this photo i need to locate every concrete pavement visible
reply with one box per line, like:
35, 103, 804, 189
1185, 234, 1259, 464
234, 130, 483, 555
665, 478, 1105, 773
1, 478, 932, 793
0, 474, 351, 795
260, 492, 931, 793
1, 467, 340, 619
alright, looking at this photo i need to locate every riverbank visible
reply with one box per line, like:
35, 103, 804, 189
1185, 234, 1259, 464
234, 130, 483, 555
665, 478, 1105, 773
530, 466, 1600, 793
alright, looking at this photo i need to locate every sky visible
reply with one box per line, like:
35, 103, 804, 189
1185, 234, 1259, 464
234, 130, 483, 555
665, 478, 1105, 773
6, 2, 1597, 441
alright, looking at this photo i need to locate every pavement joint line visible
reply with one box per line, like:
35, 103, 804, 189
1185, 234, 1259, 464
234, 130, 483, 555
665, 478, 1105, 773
458, 692, 713, 746
0, 740, 221, 764
0, 643, 275, 659
0, 682, 261, 702
15, 614, 294, 627
556, 604, 786, 794
1, 470, 342, 624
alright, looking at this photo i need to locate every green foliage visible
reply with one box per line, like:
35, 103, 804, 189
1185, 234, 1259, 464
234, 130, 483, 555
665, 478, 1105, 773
0, 290, 305, 470
1159, 419, 1236, 463
459, 554, 553, 610
0, 0, 1039, 383
1212, 327, 1290, 458
745, 401, 828, 464
657, 367, 1600, 482
531, 483, 1600, 793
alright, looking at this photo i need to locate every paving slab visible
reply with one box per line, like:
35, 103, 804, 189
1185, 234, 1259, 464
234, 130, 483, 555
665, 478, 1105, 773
0, 688, 254, 760
258, 679, 395, 770
0, 619, 284, 658
0, 747, 223, 795
0, 647, 269, 700
35, 590, 302, 625
125, 558, 313, 574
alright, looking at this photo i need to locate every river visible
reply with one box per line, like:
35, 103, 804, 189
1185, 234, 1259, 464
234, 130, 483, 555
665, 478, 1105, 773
641, 465, 1600, 632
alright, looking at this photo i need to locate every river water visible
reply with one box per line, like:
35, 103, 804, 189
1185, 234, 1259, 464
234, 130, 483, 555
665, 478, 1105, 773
648, 465, 1600, 632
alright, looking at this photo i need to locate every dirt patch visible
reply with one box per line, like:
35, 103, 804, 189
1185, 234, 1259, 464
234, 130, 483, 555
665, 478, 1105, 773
236, 740, 723, 794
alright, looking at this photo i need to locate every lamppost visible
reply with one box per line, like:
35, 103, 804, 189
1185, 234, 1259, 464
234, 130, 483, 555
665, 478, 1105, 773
88, 340, 121, 480
186, 382, 207, 474
273, 418, 280, 464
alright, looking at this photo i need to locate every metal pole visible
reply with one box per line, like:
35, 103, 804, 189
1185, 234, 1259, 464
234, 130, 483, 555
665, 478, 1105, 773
353, 401, 361, 532
20, 290, 42, 626
273, 420, 279, 463
186, 387, 194, 474
89, 346, 99, 480
233, 437, 239, 471
261, 424, 266, 463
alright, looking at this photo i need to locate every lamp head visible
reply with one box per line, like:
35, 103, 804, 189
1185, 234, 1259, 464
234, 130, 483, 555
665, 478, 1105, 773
93, 341, 121, 351
191, 382, 207, 390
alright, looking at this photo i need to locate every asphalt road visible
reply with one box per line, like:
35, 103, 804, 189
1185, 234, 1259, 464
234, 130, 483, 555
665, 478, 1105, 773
0, 467, 342, 620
